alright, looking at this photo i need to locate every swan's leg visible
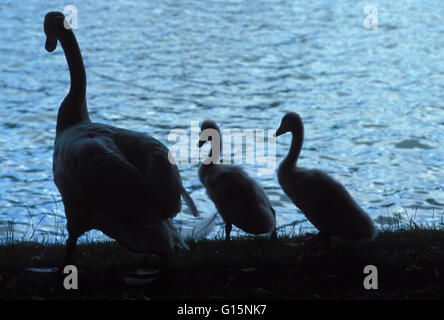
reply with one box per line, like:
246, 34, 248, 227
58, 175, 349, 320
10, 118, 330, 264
271, 229, 278, 239
60, 204, 85, 268
62, 234, 79, 268
270, 207, 277, 239
55, 233, 79, 289
225, 223, 232, 241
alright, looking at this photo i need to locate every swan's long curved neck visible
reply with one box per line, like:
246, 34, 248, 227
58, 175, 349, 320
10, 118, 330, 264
203, 138, 222, 167
56, 28, 90, 134
282, 128, 303, 168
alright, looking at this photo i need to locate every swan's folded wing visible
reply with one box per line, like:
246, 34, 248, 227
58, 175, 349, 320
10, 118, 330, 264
205, 168, 257, 212
59, 136, 162, 223
108, 126, 184, 218
204, 167, 275, 233
291, 169, 357, 229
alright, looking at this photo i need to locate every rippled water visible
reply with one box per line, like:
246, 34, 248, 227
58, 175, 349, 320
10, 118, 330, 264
0, 0, 443, 241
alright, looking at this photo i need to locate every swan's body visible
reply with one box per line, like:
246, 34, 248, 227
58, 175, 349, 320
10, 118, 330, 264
54, 123, 190, 253
198, 121, 276, 240
44, 12, 197, 270
275, 112, 377, 242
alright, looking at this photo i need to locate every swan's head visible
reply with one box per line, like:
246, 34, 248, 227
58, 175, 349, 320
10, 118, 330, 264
44, 11, 66, 52
198, 120, 221, 148
274, 112, 303, 137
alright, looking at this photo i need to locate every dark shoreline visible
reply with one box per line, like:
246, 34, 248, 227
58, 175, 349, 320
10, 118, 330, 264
0, 229, 443, 300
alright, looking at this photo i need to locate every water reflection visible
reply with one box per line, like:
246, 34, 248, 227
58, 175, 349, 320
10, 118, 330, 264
0, 0, 443, 241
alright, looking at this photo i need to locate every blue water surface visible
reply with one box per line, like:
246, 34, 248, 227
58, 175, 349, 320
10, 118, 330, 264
0, 0, 443, 241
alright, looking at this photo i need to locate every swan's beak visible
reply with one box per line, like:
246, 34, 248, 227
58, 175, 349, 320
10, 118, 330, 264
197, 139, 207, 148
45, 37, 57, 52
274, 126, 285, 137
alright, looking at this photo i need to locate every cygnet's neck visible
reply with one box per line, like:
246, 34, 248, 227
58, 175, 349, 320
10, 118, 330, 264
281, 127, 303, 169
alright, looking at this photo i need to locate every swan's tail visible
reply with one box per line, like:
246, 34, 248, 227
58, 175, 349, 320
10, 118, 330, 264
180, 185, 199, 217
182, 211, 219, 241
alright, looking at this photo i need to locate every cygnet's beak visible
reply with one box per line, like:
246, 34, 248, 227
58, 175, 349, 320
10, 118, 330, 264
197, 139, 207, 148
274, 126, 285, 137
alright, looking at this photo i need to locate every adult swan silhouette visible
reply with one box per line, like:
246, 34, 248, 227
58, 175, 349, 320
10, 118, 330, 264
274, 112, 377, 245
44, 12, 198, 277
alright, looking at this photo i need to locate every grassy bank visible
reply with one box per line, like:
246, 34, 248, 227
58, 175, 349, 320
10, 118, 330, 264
0, 229, 443, 300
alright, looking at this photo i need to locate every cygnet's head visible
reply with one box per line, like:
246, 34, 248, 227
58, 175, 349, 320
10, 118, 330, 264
274, 112, 303, 137
198, 120, 221, 148
44, 11, 66, 52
